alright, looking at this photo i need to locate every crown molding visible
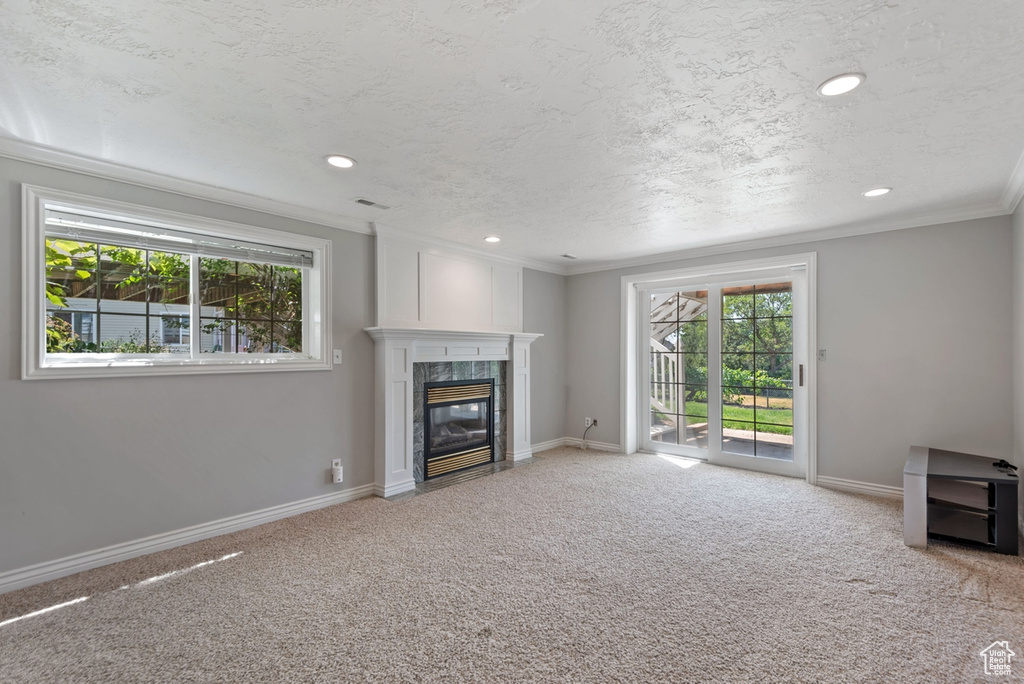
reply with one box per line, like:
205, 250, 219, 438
3, 135, 1015, 276
372, 222, 567, 275
1001, 147, 1024, 214
563, 201, 1012, 275
0, 136, 373, 236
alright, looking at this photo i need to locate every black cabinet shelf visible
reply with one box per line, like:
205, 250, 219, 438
926, 478, 992, 512
927, 506, 993, 548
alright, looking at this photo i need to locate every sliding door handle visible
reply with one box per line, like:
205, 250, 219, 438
799, 364, 804, 387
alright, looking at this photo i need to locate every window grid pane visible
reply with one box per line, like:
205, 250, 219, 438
198, 258, 303, 355
45, 243, 304, 357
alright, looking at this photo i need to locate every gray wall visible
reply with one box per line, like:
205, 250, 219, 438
0, 157, 572, 578
0, 157, 378, 575
566, 216, 1015, 488
523, 268, 567, 445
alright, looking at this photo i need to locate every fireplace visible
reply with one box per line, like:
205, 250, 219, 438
423, 379, 494, 478
363, 327, 541, 498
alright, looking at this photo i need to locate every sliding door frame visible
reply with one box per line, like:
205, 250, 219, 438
620, 253, 818, 484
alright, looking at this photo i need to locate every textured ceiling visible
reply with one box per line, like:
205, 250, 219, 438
3, 0, 1024, 270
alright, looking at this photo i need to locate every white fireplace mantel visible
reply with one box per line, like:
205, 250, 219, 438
364, 327, 542, 497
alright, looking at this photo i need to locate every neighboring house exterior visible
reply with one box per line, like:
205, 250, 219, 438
52, 299, 228, 353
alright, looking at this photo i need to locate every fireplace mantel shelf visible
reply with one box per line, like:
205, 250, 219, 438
364, 327, 542, 343
364, 327, 542, 497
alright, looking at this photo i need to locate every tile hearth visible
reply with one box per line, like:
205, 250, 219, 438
386, 456, 539, 501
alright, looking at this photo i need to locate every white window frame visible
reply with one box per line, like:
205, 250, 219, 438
23, 185, 332, 379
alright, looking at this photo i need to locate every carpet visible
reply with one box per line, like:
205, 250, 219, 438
1, 447, 1022, 682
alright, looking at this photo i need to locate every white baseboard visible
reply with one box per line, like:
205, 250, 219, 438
817, 475, 903, 499
530, 438, 570, 453
509, 449, 535, 461
563, 438, 623, 453
530, 437, 623, 453
0, 483, 376, 595
376, 479, 416, 498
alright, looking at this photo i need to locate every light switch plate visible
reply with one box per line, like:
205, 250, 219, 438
333, 349, 342, 364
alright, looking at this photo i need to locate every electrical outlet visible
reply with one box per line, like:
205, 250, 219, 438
584, 417, 593, 427
332, 459, 341, 469
592, 419, 598, 427
817, 349, 827, 361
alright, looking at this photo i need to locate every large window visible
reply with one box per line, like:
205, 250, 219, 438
24, 185, 331, 379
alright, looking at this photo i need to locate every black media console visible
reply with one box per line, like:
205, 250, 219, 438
904, 446, 1019, 555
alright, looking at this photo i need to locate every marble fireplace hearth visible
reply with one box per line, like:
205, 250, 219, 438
364, 328, 541, 497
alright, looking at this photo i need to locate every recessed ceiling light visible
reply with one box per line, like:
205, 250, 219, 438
862, 187, 892, 197
484, 236, 501, 243
817, 73, 865, 97
325, 155, 356, 169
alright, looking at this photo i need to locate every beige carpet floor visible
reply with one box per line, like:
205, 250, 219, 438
1, 447, 1022, 683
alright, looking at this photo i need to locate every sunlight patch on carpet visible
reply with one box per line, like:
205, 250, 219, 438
0, 596, 90, 628
657, 454, 701, 470
124, 552, 244, 589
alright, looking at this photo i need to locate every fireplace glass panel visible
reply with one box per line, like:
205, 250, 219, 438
429, 401, 489, 453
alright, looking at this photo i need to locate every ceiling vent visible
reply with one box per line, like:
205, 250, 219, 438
355, 198, 390, 210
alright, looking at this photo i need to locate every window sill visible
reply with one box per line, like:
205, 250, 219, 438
26, 354, 331, 380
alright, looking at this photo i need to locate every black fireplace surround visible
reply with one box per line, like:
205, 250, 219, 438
423, 379, 495, 479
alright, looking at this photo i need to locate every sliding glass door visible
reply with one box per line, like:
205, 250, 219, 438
642, 263, 809, 478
